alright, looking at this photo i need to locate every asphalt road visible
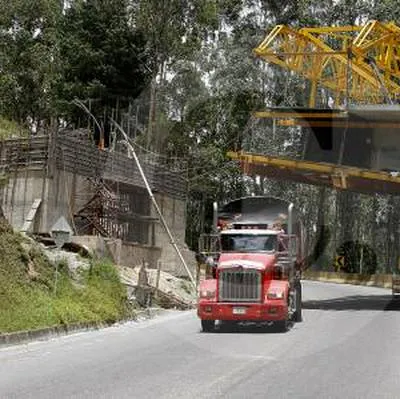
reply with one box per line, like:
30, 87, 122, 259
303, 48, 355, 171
1, 281, 400, 399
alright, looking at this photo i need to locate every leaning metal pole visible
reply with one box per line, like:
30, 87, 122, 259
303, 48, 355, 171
72, 99, 102, 134
110, 118, 196, 289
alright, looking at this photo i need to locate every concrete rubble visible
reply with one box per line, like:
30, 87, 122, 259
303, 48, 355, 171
44, 248, 91, 274
117, 264, 196, 309
34, 238, 196, 309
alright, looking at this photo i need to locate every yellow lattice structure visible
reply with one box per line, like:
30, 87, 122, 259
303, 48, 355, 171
225, 21, 400, 195
254, 20, 400, 106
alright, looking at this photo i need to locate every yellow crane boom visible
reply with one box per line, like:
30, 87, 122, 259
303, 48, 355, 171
254, 20, 400, 106
226, 21, 400, 195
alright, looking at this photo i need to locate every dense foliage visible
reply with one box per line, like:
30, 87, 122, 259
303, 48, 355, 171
1, 0, 399, 273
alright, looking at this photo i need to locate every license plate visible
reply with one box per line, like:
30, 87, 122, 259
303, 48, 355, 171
233, 307, 246, 315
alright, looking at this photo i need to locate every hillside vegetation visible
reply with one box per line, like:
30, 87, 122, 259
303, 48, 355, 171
0, 118, 27, 140
0, 221, 129, 333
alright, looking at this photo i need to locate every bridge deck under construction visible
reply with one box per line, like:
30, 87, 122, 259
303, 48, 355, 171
228, 151, 400, 195
240, 21, 400, 195
230, 105, 400, 195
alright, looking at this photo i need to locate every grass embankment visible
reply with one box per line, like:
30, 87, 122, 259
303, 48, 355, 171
0, 221, 129, 333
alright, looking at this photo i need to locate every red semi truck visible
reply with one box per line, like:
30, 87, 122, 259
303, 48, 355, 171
197, 196, 304, 332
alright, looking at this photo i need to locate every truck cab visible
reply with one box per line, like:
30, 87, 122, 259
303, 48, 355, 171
197, 196, 303, 332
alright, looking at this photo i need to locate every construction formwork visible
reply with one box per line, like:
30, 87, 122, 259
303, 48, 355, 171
0, 132, 188, 245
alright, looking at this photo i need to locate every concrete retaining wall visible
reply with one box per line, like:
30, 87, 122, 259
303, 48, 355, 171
71, 235, 162, 269
108, 239, 162, 269
303, 270, 393, 289
151, 193, 196, 278
1, 168, 195, 277
1, 169, 93, 233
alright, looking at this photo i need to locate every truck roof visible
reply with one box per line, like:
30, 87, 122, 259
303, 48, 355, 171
220, 229, 280, 235
218, 196, 299, 228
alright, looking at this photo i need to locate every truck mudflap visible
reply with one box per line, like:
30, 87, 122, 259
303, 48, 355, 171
197, 301, 288, 322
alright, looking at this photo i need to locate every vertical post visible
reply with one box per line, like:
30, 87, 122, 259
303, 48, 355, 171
54, 262, 59, 296
99, 109, 105, 150
147, 77, 156, 150
88, 99, 92, 138
288, 203, 294, 261
155, 259, 162, 300
334, 91, 341, 108
345, 46, 351, 110
196, 260, 200, 289
151, 221, 156, 246
309, 79, 317, 108
359, 233, 364, 274
272, 118, 277, 150
134, 104, 139, 139
115, 238, 122, 266
200, 193, 205, 237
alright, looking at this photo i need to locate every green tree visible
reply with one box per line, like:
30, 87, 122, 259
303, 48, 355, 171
0, 0, 62, 130
58, 0, 151, 122
134, 0, 220, 150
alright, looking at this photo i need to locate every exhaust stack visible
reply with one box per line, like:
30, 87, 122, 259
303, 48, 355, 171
288, 203, 294, 236
212, 202, 218, 233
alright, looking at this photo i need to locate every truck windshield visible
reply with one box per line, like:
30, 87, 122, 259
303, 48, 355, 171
220, 234, 277, 252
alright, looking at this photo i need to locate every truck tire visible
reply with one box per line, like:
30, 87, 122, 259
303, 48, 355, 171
293, 284, 303, 323
201, 320, 215, 332
275, 319, 289, 333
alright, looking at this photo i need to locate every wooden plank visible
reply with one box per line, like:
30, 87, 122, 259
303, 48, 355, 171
21, 199, 42, 232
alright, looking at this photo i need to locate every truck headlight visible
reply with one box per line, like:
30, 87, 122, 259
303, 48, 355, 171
200, 290, 215, 299
267, 290, 284, 300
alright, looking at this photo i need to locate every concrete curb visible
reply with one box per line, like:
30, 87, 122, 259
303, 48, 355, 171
0, 307, 167, 348
303, 271, 393, 289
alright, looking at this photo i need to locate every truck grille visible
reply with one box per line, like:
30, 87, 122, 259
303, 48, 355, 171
218, 269, 262, 302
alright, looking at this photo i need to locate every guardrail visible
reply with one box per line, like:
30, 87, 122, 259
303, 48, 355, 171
303, 270, 393, 289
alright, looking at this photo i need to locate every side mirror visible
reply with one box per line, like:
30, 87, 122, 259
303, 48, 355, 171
205, 256, 216, 267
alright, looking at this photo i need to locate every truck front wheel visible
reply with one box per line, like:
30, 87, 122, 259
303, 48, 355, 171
274, 319, 289, 333
293, 284, 303, 322
201, 320, 215, 332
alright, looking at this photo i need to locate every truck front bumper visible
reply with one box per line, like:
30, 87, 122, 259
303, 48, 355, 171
197, 301, 288, 321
